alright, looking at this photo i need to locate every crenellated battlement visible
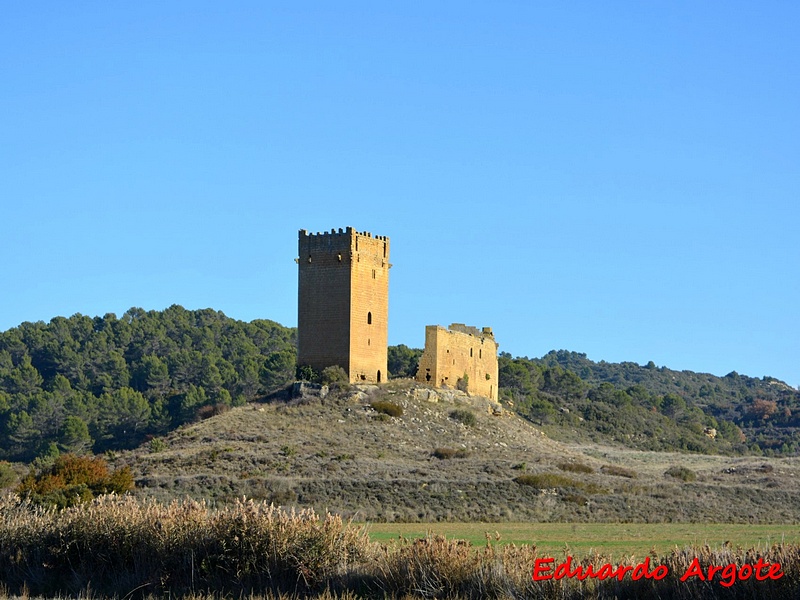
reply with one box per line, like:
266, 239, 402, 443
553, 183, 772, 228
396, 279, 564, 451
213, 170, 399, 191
299, 227, 389, 242
447, 323, 494, 339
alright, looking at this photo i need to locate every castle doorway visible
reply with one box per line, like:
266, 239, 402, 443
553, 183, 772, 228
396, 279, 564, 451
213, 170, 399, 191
377, 370, 381, 383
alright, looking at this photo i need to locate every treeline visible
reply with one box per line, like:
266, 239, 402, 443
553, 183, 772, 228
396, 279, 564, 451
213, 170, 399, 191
499, 351, 800, 456
2, 307, 798, 463
498, 354, 746, 454
390, 347, 800, 456
0, 306, 297, 461
529, 350, 800, 456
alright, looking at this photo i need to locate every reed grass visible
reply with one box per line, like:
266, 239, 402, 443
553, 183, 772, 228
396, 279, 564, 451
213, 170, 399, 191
0, 493, 798, 599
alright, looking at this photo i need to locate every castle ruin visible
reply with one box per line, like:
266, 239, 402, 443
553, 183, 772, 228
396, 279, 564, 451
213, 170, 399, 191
415, 324, 499, 401
296, 227, 499, 399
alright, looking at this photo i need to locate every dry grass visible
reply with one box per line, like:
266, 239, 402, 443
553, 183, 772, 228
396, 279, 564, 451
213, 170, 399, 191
0, 494, 799, 599
0, 493, 369, 597
557, 461, 595, 474
114, 383, 800, 523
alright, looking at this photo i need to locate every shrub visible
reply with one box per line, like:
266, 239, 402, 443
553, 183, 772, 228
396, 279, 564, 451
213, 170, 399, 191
0, 462, 17, 488
456, 373, 469, 392
149, 438, 168, 453
16, 454, 134, 508
432, 448, 469, 460
296, 364, 317, 382
321, 365, 349, 386
280, 445, 297, 457
370, 400, 403, 417
600, 464, 638, 478
196, 403, 230, 421
665, 465, 697, 482
449, 409, 477, 427
557, 461, 594, 474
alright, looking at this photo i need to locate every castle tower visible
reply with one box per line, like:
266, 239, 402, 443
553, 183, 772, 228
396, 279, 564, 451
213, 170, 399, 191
297, 227, 390, 383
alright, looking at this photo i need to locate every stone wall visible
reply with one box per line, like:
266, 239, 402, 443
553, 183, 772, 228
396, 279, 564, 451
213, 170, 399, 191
347, 230, 390, 383
416, 323, 499, 401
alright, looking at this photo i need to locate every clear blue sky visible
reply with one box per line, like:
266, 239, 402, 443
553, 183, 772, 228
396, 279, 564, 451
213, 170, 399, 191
2, 2, 798, 386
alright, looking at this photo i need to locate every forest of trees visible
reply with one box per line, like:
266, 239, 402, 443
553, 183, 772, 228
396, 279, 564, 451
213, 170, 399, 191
392, 346, 800, 456
492, 351, 799, 456
0, 306, 296, 461
1, 308, 798, 464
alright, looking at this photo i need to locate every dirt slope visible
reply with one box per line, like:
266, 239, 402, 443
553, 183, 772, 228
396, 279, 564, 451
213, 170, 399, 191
121, 380, 800, 523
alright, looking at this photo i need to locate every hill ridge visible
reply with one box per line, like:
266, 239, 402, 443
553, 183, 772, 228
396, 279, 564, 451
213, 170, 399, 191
0, 305, 797, 467
121, 379, 800, 523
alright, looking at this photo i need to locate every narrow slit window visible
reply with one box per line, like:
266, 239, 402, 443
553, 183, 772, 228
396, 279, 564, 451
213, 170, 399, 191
367, 312, 372, 325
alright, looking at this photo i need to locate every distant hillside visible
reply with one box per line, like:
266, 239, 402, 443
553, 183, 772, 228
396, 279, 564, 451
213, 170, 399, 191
511, 350, 800, 456
392, 349, 800, 457
1, 307, 798, 465
0, 306, 296, 461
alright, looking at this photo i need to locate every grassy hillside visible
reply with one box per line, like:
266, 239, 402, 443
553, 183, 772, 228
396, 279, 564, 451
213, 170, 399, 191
117, 380, 800, 523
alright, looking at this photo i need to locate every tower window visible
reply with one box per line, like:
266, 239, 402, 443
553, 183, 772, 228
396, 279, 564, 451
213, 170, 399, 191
372, 269, 376, 279
470, 348, 473, 357
367, 312, 372, 325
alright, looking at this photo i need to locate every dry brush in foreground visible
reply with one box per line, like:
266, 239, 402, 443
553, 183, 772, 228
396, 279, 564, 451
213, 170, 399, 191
0, 494, 799, 599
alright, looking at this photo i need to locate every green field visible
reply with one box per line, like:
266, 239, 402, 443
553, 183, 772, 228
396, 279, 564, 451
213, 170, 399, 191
365, 522, 800, 558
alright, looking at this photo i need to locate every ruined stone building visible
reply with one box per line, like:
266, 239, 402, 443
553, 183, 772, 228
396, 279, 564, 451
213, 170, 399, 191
416, 324, 499, 401
297, 227, 390, 383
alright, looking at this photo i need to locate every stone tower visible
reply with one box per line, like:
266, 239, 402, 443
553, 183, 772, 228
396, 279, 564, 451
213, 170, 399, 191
297, 227, 390, 383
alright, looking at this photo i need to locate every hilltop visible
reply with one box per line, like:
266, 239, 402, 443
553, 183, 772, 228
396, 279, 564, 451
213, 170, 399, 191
0, 305, 798, 470
119, 379, 800, 523
2, 306, 800, 521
